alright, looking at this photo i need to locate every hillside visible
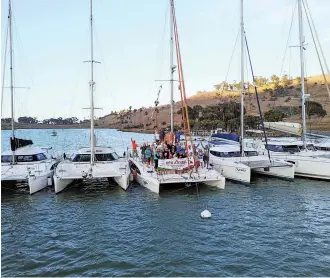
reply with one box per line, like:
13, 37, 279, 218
2, 75, 329, 133
96, 74, 330, 132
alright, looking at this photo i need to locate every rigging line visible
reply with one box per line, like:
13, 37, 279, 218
157, 1, 169, 80
303, 0, 330, 81
12, 13, 34, 92
93, 20, 116, 115
171, 0, 189, 158
244, 37, 250, 112
172, 1, 196, 171
220, 29, 240, 95
302, 0, 330, 99
279, 1, 297, 78
244, 32, 271, 161
1, 19, 9, 117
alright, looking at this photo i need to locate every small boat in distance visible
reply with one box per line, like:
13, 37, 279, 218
51, 130, 57, 136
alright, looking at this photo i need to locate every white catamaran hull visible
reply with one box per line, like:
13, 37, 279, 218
210, 160, 251, 184
54, 162, 130, 193
129, 158, 225, 194
209, 155, 294, 184
269, 153, 330, 180
1, 162, 56, 194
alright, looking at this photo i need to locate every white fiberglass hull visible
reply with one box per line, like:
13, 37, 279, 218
209, 159, 251, 184
54, 161, 130, 193
209, 155, 294, 184
1, 161, 56, 194
269, 153, 330, 180
129, 158, 225, 194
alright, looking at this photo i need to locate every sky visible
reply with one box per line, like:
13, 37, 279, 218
1, 0, 329, 121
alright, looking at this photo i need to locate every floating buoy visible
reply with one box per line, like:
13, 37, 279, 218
47, 177, 53, 186
200, 209, 211, 219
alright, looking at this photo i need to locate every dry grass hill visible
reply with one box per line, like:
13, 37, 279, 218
96, 74, 330, 132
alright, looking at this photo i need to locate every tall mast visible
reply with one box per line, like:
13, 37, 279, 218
89, 0, 95, 164
170, 1, 174, 134
240, 0, 244, 156
298, 0, 307, 149
9, 0, 15, 163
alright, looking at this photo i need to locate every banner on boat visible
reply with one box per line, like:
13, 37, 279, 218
158, 158, 189, 170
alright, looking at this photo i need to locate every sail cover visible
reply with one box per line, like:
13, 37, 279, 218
263, 122, 302, 136
10, 137, 33, 151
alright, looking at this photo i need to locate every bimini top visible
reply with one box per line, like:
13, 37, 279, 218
2, 145, 46, 156
211, 133, 239, 142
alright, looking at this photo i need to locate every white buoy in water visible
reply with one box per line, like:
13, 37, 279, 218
200, 209, 211, 219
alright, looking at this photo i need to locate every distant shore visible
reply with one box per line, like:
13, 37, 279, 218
1, 123, 154, 134
1, 123, 329, 137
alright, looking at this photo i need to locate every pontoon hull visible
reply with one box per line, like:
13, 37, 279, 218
2, 163, 55, 194
129, 158, 225, 193
210, 161, 251, 184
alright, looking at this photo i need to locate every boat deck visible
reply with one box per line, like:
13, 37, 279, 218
240, 160, 291, 169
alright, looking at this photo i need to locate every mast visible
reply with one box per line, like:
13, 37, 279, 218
170, 2, 174, 133
89, 0, 95, 164
240, 0, 244, 156
9, 0, 15, 163
298, 0, 307, 149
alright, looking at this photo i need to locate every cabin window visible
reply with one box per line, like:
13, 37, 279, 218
111, 152, 119, 160
72, 152, 119, 162
95, 153, 117, 161
1, 154, 47, 163
1, 155, 12, 163
210, 150, 241, 158
245, 151, 258, 157
16, 155, 34, 162
282, 145, 300, 153
35, 153, 47, 161
72, 154, 91, 162
266, 145, 283, 152
302, 144, 316, 151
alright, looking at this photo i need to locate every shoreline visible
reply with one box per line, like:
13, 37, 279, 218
1, 124, 154, 134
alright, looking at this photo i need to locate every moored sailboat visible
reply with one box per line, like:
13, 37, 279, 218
208, 0, 294, 184
1, 0, 58, 194
128, 0, 225, 194
53, 0, 130, 193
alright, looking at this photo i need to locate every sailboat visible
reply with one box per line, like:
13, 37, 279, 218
208, 0, 295, 184
128, 0, 225, 194
53, 0, 130, 193
246, 0, 330, 180
1, 0, 59, 194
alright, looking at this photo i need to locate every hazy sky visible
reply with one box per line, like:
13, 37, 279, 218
1, 0, 329, 120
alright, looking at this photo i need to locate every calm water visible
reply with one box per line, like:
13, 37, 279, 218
1, 129, 330, 276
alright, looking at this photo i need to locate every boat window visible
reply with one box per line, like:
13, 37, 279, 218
210, 150, 241, 157
245, 151, 258, 156
306, 144, 316, 151
16, 155, 34, 162
72, 154, 91, 162
282, 145, 300, 153
1, 155, 12, 163
35, 153, 47, 161
111, 152, 119, 160
266, 144, 283, 152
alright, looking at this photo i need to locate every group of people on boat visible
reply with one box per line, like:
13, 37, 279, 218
131, 133, 209, 170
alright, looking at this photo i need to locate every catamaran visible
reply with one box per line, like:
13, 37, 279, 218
53, 0, 130, 193
128, 0, 225, 194
1, 0, 58, 194
208, 0, 294, 184
244, 0, 330, 180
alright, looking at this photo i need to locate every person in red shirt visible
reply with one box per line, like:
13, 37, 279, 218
131, 138, 138, 157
